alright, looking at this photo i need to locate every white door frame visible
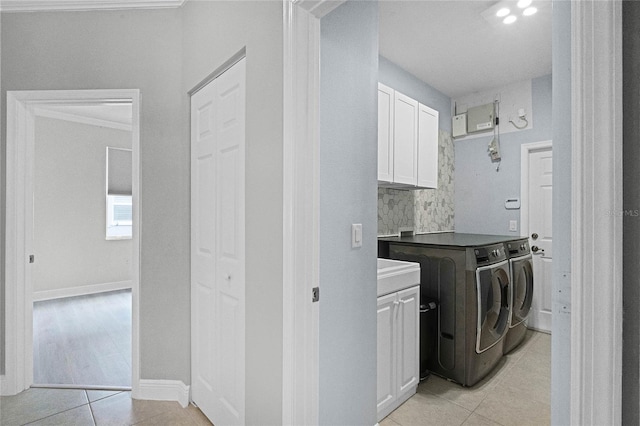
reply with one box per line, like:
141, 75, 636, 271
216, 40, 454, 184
2, 89, 141, 396
281, 1, 343, 424
570, 1, 623, 424
284, 0, 623, 424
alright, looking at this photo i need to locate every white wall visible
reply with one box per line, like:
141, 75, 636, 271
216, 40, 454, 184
181, 2, 284, 423
1, 8, 188, 382
454, 75, 552, 235
320, 1, 378, 424
33, 117, 132, 295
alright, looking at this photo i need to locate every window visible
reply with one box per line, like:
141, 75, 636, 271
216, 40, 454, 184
106, 147, 133, 240
106, 195, 132, 239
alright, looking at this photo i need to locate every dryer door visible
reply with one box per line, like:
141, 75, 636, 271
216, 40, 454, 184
510, 254, 533, 328
476, 260, 510, 353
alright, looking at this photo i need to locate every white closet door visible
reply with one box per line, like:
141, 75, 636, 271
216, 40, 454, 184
191, 57, 246, 426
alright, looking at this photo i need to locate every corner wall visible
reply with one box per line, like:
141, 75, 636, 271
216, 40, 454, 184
319, 1, 378, 424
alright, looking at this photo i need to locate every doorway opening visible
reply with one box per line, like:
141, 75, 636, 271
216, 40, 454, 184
3, 90, 140, 395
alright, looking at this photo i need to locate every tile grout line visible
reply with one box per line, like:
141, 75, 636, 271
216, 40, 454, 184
21, 391, 91, 425
86, 390, 98, 426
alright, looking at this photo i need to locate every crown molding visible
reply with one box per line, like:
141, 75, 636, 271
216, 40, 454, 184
0, 0, 187, 13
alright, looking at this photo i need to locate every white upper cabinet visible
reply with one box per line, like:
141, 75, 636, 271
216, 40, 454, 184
393, 91, 419, 186
417, 103, 439, 189
378, 83, 394, 183
377, 83, 439, 189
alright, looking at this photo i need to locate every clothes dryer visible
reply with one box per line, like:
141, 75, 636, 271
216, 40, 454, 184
381, 233, 514, 386
503, 239, 534, 353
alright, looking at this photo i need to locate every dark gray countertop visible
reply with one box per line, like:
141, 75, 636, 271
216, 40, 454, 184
378, 232, 525, 248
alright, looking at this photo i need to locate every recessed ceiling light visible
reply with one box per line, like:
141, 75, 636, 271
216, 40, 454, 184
496, 7, 510, 17
517, 0, 532, 8
503, 15, 517, 24
523, 6, 538, 16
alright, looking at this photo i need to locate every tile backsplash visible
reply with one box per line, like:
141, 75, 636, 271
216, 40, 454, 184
378, 129, 455, 235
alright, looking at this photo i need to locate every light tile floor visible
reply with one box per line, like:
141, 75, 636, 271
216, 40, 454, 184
1, 330, 549, 426
382, 330, 551, 426
0, 388, 212, 426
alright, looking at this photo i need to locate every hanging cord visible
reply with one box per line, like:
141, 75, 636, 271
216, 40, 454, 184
491, 99, 501, 172
509, 114, 528, 129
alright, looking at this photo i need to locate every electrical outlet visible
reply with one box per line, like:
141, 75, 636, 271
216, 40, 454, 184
509, 220, 518, 232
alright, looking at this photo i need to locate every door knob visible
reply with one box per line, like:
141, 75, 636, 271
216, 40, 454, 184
531, 233, 539, 240
531, 245, 544, 253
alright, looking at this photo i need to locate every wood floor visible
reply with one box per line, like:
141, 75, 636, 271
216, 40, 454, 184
33, 289, 132, 388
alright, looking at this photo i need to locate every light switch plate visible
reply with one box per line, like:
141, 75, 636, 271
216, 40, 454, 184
352, 224, 362, 248
509, 220, 518, 232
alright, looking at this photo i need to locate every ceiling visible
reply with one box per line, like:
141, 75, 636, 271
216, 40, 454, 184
35, 103, 133, 130
379, 0, 552, 98
1, 0, 552, 100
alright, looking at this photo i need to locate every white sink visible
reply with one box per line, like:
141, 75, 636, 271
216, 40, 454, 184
377, 258, 420, 297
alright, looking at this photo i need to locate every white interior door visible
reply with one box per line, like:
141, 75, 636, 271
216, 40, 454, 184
524, 145, 553, 332
191, 58, 246, 425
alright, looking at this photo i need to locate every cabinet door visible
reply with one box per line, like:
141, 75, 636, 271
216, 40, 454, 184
396, 286, 420, 398
377, 293, 397, 414
417, 103, 439, 189
378, 83, 394, 183
393, 91, 419, 186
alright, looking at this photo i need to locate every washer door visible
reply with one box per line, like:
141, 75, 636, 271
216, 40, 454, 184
476, 260, 510, 353
510, 255, 534, 328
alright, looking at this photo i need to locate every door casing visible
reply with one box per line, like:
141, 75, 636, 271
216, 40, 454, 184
2, 89, 141, 396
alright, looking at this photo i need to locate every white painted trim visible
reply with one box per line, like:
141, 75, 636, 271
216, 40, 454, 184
32, 280, 132, 302
570, 1, 623, 425
33, 107, 132, 132
520, 140, 552, 240
2, 90, 141, 397
136, 379, 190, 408
294, 0, 345, 18
0, 0, 186, 12
282, 0, 329, 424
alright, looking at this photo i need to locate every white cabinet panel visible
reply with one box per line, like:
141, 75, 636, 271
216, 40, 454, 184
376, 293, 397, 414
417, 104, 439, 189
378, 83, 394, 183
393, 91, 419, 186
377, 285, 419, 422
397, 287, 419, 397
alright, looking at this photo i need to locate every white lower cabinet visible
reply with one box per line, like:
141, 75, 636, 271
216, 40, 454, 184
377, 285, 420, 421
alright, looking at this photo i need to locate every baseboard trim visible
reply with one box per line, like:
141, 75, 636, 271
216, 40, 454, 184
33, 280, 132, 302
135, 379, 190, 408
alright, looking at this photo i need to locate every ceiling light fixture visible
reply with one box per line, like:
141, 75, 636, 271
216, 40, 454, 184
496, 7, 510, 17
482, 0, 542, 28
